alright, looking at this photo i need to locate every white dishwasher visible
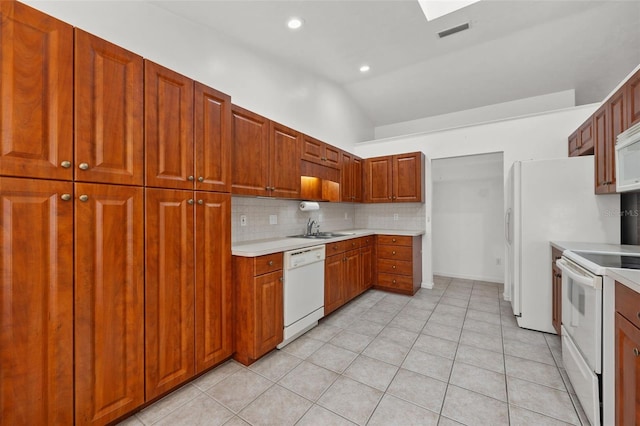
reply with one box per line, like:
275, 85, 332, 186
277, 244, 326, 348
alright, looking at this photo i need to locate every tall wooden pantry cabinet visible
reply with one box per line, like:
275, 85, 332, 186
1, 2, 233, 425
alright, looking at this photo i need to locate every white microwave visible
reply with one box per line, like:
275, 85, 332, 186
616, 121, 640, 192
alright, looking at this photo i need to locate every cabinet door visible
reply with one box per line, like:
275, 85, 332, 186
195, 192, 232, 372
270, 121, 301, 198
324, 144, 341, 168
324, 253, 345, 315
0, 178, 73, 424
254, 271, 284, 358
75, 30, 144, 186
551, 264, 562, 335
594, 105, 610, 194
628, 69, 640, 128
145, 61, 194, 189
0, 2, 73, 181
361, 245, 373, 293
301, 134, 324, 165
145, 188, 195, 400
364, 156, 393, 203
608, 89, 626, 191
393, 152, 423, 202
75, 183, 144, 425
195, 82, 231, 193
615, 313, 640, 426
231, 105, 270, 196
341, 151, 354, 202
344, 249, 361, 302
352, 157, 363, 203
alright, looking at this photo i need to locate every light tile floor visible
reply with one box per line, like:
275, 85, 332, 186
118, 276, 589, 426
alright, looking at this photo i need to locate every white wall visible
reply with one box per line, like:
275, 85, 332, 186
354, 104, 599, 288
374, 90, 576, 139
431, 153, 504, 282
25, 0, 372, 148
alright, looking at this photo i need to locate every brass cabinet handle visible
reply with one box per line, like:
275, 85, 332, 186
392, 238, 397, 242
280, 277, 283, 282
268, 261, 274, 266
634, 348, 640, 357
392, 195, 396, 199
392, 265, 396, 269
187, 199, 194, 205
198, 176, 204, 182
188, 175, 195, 182
392, 251, 396, 255
197, 199, 203, 205
392, 279, 397, 284
61, 194, 71, 201
60, 161, 71, 168
79, 195, 89, 202
78, 163, 89, 170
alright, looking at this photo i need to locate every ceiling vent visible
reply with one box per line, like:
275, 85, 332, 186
438, 22, 470, 38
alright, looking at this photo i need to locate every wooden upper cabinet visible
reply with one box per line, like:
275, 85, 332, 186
195, 192, 232, 373
0, 2, 73, 181
0, 177, 74, 425
75, 30, 144, 186
74, 183, 144, 425
301, 135, 340, 168
231, 105, 270, 196
270, 121, 301, 198
341, 151, 363, 202
364, 152, 424, 203
364, 156, 393, 202
594, 105, 612, 194
145, 188, 196, 400
145, 60, 194, 190
627, 69, 640, 128
393, 152, 424, 202
195, 83, 232, 193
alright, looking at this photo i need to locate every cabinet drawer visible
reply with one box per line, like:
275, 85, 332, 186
344, 238, 361, 250
254, 253, 283, 276
377, 259, 412, 275
360, 236, 374, 247
377, 273, 413, 291
326, 241, 348, 255
616, 281, 640, 330
377, 235, 412, 246
377, 245, 412, 260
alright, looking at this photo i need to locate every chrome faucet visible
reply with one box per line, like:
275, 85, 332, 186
306, 219, 318, 236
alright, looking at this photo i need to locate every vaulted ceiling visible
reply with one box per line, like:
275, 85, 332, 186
153, 0, 640, 127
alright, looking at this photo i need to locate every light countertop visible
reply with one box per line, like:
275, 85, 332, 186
232, 228, 425, 257
606, 268, 640, 294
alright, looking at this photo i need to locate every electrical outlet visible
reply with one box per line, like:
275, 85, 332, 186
240, 215, 247, 226
269, 214, 277, 225
393, 213, 399, 221
344, 212, 349, 220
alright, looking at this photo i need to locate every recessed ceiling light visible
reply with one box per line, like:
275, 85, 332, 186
359, 65, 371, 73
287, 17, 303, 30
418, 0, 481, 21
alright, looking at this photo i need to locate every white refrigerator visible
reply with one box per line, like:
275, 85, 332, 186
505, 156, 619, 333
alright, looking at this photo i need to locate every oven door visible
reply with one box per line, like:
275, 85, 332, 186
556, 257, 603, 373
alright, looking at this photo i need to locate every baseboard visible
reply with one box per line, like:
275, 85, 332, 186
433, 271, 503, 284
421, 281, 434, 289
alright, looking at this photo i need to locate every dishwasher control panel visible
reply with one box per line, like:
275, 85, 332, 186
286, 245, 326, 269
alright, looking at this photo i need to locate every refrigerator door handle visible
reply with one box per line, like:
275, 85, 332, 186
504, 208, 512, 244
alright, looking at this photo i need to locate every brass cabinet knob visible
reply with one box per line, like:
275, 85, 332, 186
392, 279, 397, 284
634, 348, 640, 357
60, 194, 71, 201
188, 175, 195, 182
268, 261, 274, 266
198, 176, 204, 182
197, 199, 203, 205
60, 161, 71, 168
392, 251, 396, 255
187, 199, 194, 205
78, 163, 89, 170
392, 265, 396, 269
392, 238, 397, 242
79, 195, 89, 202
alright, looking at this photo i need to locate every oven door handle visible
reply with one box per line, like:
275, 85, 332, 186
556, 258, 601, 290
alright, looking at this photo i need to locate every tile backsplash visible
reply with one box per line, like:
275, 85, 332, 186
231, 197, 426, 243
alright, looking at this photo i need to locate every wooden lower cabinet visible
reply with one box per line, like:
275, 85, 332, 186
375, 235, 422, 295
551, 247, 563, 335
325, 252, 345, 315
233, 253, 284, 365
75, 183, 144, 425
0, 177, 74, 425
615, 282, 640, 426
145, 189, 232, 399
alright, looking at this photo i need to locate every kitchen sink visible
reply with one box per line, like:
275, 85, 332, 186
288, 232, 356, 239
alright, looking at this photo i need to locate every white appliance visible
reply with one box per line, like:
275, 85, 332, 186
615, 121, 640, 192
277, 244, 326, 348
505, 157, 620, 333
557, 250, 640, 426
